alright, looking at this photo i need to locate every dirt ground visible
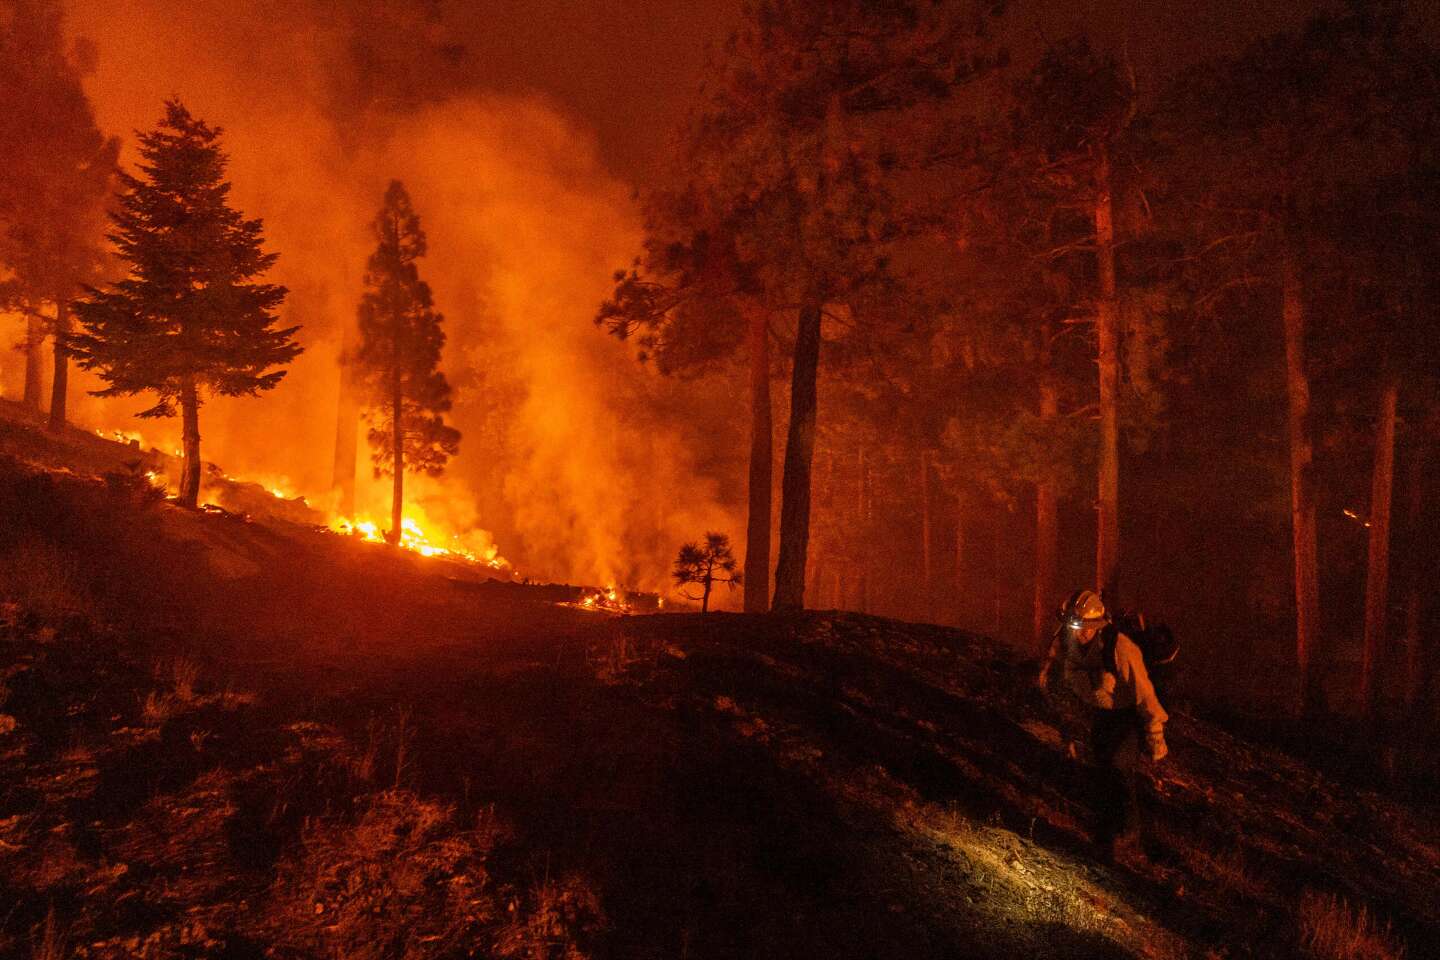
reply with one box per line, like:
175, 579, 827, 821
1, 408, 1437, 959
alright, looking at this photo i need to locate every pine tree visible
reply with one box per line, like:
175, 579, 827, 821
353, 180, 460, 544
70, 100, 297, 508
0, 0, 117, 427
610, 0, 999, 613
672, 532, 741, 613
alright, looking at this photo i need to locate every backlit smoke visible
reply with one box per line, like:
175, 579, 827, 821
33, 0, 741, 592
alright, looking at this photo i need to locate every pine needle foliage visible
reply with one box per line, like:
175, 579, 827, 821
672, 532, 741, 612
70, 100, 297, 505
352, 180, 460, 540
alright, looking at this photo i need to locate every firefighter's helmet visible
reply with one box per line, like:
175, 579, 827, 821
1059, 589, 1108, 630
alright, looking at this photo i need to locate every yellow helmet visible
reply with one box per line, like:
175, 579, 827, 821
1059, 589, 1107, 630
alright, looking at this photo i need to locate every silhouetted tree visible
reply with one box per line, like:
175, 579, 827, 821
672, 532, 741, 613
1156, 5, 1427, 714
616, 0, 999, 612
0, 0, 117, 426
1011, 38, 1139, 608
353, 180, 460, 544
71, 100, 296, 508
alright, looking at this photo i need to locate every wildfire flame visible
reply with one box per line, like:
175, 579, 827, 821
94, 428, 145, 445
85, 416, 510, 573
571, 585, 635, 614
329, 515, 508, 570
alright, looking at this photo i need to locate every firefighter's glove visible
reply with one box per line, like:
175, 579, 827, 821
1147, 732, 1169, 763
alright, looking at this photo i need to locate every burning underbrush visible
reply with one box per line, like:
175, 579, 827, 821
329, 513, 508, 570
4, 405, 516, 576
562, 585, 663, 616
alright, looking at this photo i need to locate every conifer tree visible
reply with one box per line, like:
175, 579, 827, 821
71, 100, 297, 508
672, 532, 741, 613
0, 0, 117, 427
608, 0, 999, 612
353, 180, 460, 544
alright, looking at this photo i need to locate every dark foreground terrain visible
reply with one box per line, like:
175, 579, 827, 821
1, 408, 1437, 959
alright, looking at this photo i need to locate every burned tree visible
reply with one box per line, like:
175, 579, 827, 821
70, 100, 296, 508
672, 532, 741, 613
353, 180, 460, 544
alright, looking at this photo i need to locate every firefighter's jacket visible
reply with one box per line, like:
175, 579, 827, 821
1051, 629, 1169, 737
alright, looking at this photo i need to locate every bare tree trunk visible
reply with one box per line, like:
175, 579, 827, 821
921, 448, 932, 619
23, 312, 45, 409
1360, 378, 1398, 714
772, 301, 822, 611
991, 511, 1003, 638
332, 317, 360, 517
857, 446, 870, 614
954, 492, 966, 627
1034, 372, 1059, 653
1401, 444, 1425, 711
1094, 149, 1121, 607
390, 365, 404, 544
744, 305, 773, 612
47, 300, 70, 432
1282, 251, 1321, 715
179, 377, 202, 508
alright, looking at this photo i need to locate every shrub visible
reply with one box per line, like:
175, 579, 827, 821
1299, 890, 1406, 960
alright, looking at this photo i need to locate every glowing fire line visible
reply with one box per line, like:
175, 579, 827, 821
89, 418, 509, 572
329, 515, 507, 569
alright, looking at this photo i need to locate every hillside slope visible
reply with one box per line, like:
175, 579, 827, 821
0, 407, 1435, 959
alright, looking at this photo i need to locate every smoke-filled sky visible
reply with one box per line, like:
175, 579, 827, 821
51, 0, 747, 590
10, 0, 1375, 593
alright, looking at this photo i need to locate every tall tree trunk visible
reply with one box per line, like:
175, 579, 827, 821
771, 301, 822, 611
179, 377, 202, 508
1034, 371, 1059, 653
743, 305, 773, 612
47, 300, 70, 432
1094, 149, 1121, 607
23, 312, 45, 409
390, 365, 404, 544
331, 318, 361, 517
1401, 444, 1425, 711
920, 449, 932, 619
1282, 250, 1320, 715
1360, 378, 1398, 714
857, 447, 870, 614
954, 492, 966, 627
991, 512, 1003, 638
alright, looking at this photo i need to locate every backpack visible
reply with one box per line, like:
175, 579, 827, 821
1101, 612, 1179, 682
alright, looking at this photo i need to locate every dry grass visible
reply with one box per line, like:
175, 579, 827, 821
0, 539, 86, 622
140, 689, 178, 725
1299, 890, 1406, 960
30, 906, 65, 960
494, 874, 607, 960
169, 656, 201, 702
137, 658, 205, 725
261, 790, 499, 959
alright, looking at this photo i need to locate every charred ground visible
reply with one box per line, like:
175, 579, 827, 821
1, 408, 1436, 959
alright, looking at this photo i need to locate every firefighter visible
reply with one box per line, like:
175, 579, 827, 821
1037, 589, 1169, 861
